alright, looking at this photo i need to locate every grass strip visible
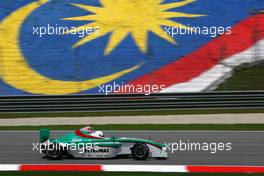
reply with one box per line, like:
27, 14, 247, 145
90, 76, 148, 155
217, 62, 264, 91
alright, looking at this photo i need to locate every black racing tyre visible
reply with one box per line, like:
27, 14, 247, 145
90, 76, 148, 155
132, 143, 149, 160
45, 143, 64, 160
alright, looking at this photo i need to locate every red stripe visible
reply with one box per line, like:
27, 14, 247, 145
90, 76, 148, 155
20, 164, 102, 172
187, 166, 264, 173
75, 129, 103, 139
125, 14, 264, 92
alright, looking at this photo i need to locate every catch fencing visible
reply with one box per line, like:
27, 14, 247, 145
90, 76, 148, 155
0, 91, 263, 113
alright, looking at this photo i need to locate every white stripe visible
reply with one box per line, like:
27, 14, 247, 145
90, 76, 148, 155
0, 164, 20, 171
102, 165, 187, 172
161, 39, 264, 93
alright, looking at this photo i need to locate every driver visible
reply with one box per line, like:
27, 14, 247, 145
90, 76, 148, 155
80, 126, 104, 138
81, 126, 94, 133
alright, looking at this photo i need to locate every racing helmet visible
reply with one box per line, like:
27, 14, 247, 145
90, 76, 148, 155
85, 126, 93, 130
81, 126, 93, 132
94, 131, 104, 137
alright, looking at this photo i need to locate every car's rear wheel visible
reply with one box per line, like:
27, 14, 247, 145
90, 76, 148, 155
132, 143, 149, 160
45, 143, 64, 160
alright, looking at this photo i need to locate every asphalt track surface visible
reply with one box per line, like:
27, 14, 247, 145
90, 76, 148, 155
0, 131, 264, 166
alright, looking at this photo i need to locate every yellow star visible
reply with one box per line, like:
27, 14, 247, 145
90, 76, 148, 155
63, 0, 204, 55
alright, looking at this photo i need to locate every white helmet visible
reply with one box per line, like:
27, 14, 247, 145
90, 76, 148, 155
94, 131, 104, 137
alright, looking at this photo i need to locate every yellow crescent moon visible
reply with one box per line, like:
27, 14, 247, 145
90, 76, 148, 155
0, 0, 141, 95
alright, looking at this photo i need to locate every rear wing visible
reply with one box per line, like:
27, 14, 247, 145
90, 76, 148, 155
40, 128, 50, 143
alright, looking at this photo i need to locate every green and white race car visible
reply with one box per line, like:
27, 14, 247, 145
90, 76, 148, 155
40, 126, 168, 160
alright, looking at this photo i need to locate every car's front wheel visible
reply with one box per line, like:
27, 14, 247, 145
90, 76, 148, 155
45, 143, 64, 160
132, 143, 149, 160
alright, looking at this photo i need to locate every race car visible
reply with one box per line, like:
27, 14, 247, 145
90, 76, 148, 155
40, 127, 168, 160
